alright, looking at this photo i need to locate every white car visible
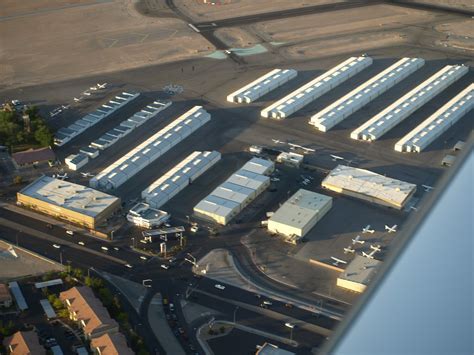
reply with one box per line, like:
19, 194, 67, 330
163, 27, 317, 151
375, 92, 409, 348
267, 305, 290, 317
140, 256, 148, 261
125, 264, 133, 269
78, 241, 85, 246
52, 244, 61, 249
190, 225, 199, 233
161, 264, 169, 270
101, 246, 109, 251
214, 284, 225, 290
263, 300, 272, 306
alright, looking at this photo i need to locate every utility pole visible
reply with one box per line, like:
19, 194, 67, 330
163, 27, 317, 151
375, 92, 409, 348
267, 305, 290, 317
233, 306, 239, 323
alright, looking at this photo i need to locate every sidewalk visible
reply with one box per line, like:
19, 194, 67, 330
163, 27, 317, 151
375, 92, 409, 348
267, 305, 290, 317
148, 293, 186, 355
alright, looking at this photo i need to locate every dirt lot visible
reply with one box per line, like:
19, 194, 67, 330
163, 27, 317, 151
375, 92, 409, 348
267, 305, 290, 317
0, 0, 214, 89
173, 0, 343, 22
214, 27, 261, 48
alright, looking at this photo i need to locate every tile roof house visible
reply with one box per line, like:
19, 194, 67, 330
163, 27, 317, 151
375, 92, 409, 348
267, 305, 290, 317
4, 330, 45, 355
59, 286, 118, 339
90, 332, 134, 355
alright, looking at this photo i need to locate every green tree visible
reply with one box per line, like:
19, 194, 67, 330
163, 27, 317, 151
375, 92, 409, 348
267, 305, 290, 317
98, 287, 113, 307
13, 176, 23, 185
34, 124, 53, 147
57, 308, 69, 319
52, 298, 64, 310
72, 268, 83, 279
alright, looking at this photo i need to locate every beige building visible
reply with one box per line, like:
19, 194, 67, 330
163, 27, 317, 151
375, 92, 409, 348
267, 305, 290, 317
268, 189, 332, 241
337, 255, 381, 293
60, 286, 119, 339
91, 333, 134, 355
0, 283, 12, 308
322, 165, 417, 210
4, 330, 45, 355
17, 176, 121, 229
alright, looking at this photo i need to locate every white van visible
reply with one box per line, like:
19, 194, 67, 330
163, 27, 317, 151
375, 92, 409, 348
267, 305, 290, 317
66, 230, 74, 236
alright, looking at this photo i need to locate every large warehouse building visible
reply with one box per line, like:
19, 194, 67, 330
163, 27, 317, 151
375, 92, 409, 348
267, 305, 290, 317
337, 255, 381, 293
194, 157, 273, 225
17, 176, 121, 229
321, 165, 416, 210
267, 189, 332, 242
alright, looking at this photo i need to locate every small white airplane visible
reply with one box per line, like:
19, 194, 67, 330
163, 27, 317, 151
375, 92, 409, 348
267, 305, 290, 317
301, 146, 316, 153
74, 97, 81, 102
56, 173, 68, 180
362, 224, 375, 234
288, 142, 303, 149
362, 251, 376, 259
90, 86, 98, 91
331, 256, 347, 267
385, 224, 398, 233
61, 105, 70, 110
272, 139, 285, 144
370, 244, 382, 253
352, 235, 365, 245
343, 246, 355, 254
82, 91, 91, 96
422, 184, 434, 192
97, 83, 108, 89
330, 154, 344, 162
80, 172, 94, 178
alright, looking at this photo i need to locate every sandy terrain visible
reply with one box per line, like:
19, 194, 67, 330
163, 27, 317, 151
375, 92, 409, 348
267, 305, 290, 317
214, 27, 261, 48
173, 0, 344, 22
409, 0, 474, 10
251, 4, 439, 44
0, 0, 214, 88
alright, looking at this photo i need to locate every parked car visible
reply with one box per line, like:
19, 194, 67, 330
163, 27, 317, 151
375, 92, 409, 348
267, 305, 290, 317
214, 284, 225, 290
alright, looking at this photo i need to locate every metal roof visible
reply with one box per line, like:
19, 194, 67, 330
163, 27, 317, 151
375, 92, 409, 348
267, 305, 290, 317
210, 182, 254, 205
337, 254, 381, 285
194, 195, 240, 218
261, 57, 372, 119
268, 189, 332, 230
35, 279, 63, 288
227, 169, 270, 190
54, 92, 139, 147
395, 83, 474, 153
8, 281, 28, 310
322, 165, 417, 208
241, 157, 275, 175
40, 299, 57, 319
310, 58, 425, 132
20, 176, 119, 217
92, 107, 210, 190
351, 65, 469, 141
227, 68, 297, 104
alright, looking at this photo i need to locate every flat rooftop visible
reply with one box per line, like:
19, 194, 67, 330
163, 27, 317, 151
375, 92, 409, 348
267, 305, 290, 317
322, 165, 417, 208
269, 189, 332, 230
19, 176, 119, 218
338, 254, 381, 285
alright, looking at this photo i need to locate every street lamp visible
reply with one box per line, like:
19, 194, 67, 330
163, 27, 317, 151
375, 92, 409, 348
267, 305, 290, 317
233, 306, 239, 323
285, 322, 295, 341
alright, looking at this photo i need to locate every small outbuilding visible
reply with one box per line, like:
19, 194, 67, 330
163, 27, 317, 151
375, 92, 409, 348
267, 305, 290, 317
337, 255, 381, 293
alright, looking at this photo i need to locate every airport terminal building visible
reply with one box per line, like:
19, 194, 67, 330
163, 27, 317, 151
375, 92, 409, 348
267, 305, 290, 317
17, 176, 121, 229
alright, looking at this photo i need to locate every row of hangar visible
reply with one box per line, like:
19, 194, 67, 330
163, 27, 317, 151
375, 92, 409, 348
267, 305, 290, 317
66, 99, 172, 171
227, 57, 473, 153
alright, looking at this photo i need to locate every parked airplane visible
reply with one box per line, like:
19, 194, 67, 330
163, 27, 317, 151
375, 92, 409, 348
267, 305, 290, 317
56, 173, 68, 180
82, 91, 91, 96
362, 224, 375, 234
352, 235, 365, 245
80, 172, 94, 178
330, 154, 344, 161
272, 139, 285, 144
301, 146, 316, 153
385, 224, 398, 233
97, 83, 108, 89
370, 244, 382, 253
362, 251, 376, 259
61, 105, 70, 110
90, 86, 98, 91
422, 184, 434, 192
331, 256, 347, 267
343, 246, 355, 254
74, 97, 81, 102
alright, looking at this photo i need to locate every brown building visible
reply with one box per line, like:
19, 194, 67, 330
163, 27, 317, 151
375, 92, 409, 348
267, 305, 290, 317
91, 333, 134, 355
17, 176, 121, 229
4, 330, 45, 355
12, 147, 55, 167
0, 283, 12, 308
59, 286, 118, 339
